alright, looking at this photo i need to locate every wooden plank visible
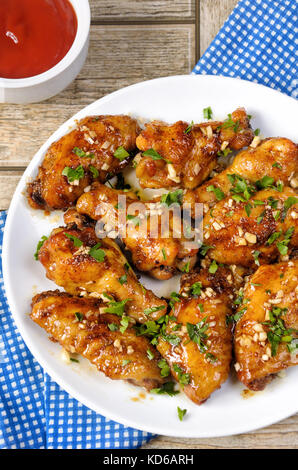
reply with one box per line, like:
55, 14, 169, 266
0, 172, 23, 210
90, 0, 195, 22
199, 0, 238, 55
143, 414, 298, 449
0, 24, 195, 167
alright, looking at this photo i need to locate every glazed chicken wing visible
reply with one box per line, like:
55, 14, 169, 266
234, 261, 298, 390
157, 267, 233, 404
135, 108, 253, 189
27, 115, 140, 211
185, 137, 298, 208
203, 186, 298, 268
31, 291, 165, 390
76, 182, 199, 279
37, 224, 167, 324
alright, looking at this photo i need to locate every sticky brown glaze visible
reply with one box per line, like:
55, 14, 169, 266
135, 108, 253, 189
76, 182, 199, 279
234, 261, 298, 390
31, 291, 165, 390
38, 224, 167, 324
157, 267, 233, 404
185, 137, 298, 208
203, 187, 298, 268
27, 115, 140, 211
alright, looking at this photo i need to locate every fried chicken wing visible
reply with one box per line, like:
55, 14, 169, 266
37, 224, 167, 323
27, 115, 140, 211
234, 261, 298, 390
76, 182, 199, 279
31, 291, 165, 390
157, 268, 233, 404
135, 108, 253, 189
203, 187, 298, 268
185, 137, 298, 208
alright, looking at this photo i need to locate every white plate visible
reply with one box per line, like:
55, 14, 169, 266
3, 75, 298, 438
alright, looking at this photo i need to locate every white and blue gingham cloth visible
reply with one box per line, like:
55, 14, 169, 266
1, 0, 297, 449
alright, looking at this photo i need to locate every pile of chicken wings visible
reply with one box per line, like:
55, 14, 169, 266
28, 109, 298, 407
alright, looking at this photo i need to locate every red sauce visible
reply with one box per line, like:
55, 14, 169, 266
0, 0, 77, 79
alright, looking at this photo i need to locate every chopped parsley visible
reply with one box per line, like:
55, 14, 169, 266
70, 358, 79, 363
161, 189, 183, 206
177, 407, 187, 421
186, 318, 209, 353
122, 359, 131, 366
118, 274, 127, 285
34, 235, 48, 260
190, 282, 202, 297
221, 114, 240, 132
272, 162, 282, 169
209, 260, 218, 274
62, 165, 84, 183
143, 148, 171, 164
114, 146, 130, 161
64, 233, 83, 248
181, 261, 190, 273
254, 128, 260, 136
184, 121, 194, 134
228, 173, 256, 201
126, 214, 140, 226
119, 316, 130, 333
200, 243, 214, 256
173, 364, 190, 385
73, 147, 94, 159
263, 307, 297, 356
144, 305, 166, 316
206, 352, 218, 363
158, 359, 170, 377
147, 349, 155, 360
108, 323, 119, 332
169, 292, 181, 309
281, 196, 298, 221
104, 299, 131, 316
89, 243, 106, 262
162, 248, 167, 260
203, 106, 213, 120
253, 250, 261, 266
74, 312, 84, 322
276, 227, 294, 256
206, 185, 225, 201
89, 165, 99, 178
151, 382, 179, 396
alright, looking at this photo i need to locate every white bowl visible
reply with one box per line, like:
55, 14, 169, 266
0, 0, 90, 104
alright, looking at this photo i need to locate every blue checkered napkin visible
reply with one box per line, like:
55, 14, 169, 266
0, 211, 154, 449
193, 0, 298, 99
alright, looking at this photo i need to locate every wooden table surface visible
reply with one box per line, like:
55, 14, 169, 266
1, 0, 297, 449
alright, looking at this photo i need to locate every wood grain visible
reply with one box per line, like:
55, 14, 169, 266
0, 24, 195, 167
90, 0, 195, 21
199, 0, 238, 55
144, 413, 298, 448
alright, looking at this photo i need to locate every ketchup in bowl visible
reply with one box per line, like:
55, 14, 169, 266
0, 0, 77, 79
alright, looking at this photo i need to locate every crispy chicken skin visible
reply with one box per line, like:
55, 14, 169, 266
76, 182, 199, 279
157, 268, 233, 404
27, 115, 140, 211
135, 108, 253, 189
38, 224, 167, 324
234, 261, 298, 390
203, 187, 298, 268
31, 291, 165, 390
185, 137, 298, 208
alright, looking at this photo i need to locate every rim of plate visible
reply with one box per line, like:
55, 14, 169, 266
2, 74, 298, 438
